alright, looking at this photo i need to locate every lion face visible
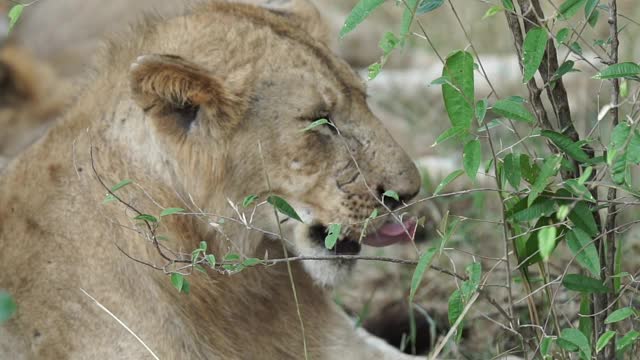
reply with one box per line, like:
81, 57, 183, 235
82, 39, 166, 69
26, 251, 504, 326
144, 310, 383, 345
128, 5, 420, 286
236, 60, 421, 285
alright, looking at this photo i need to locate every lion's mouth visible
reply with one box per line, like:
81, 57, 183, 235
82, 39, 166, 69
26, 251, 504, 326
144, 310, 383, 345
309, 224, 362, 255
309, 219, 417, 254
362, 219, 417, 247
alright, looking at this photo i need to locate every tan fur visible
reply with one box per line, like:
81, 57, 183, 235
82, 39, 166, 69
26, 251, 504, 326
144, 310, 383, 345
0, 2, 421, 358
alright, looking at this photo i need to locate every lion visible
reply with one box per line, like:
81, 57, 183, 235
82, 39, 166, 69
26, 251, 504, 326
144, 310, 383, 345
0, 2, 423, 359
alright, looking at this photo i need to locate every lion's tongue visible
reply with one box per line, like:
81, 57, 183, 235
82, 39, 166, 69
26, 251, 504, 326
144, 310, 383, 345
362, 220, 416, 247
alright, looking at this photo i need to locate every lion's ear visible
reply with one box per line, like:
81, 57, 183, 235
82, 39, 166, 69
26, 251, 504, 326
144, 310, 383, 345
0, 47, 40, 104
129, 54, 246, 136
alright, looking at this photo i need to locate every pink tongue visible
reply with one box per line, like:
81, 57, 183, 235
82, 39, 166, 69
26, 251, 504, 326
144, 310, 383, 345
362, 219, 417, 247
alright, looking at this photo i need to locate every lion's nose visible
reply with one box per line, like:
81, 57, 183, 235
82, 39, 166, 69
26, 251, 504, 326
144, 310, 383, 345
377, 180, 420, 210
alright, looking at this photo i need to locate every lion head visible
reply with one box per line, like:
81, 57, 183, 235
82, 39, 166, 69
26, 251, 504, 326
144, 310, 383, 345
123, 3, 421, 287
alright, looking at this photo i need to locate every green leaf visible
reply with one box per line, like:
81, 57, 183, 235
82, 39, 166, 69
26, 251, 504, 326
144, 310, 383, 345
578, 166, 593, 185
608, 123, 639, 185
569, 202, 598, 236
492, 99, 536, 123
558, 0, 587, 20
442, 51, 475, 130
559, 327, 591, 360
557, 28, 570, 44
538, 225, 557, 261
448, 288, 463, 325
482, 5, 504, 20
541, 130, 591, 163
528, 155, 562, 206
557, 205, 570, 220
593, 62, 640, 80
586, 6, 599, 27
160, 207, 184, 217
102, 194, 117, 204
620, 79, 629, 97
224, 253, 240, 262
339, 0, 386, 38
596, 330, 616, 353
191, 248, 203, 263
8, 4, 24, 32
242, 258, 262, 267
504, 153, 521, 189
519, 154, 539, 184
434, 126, 466, 146
585, 0, 599, 19
501, 0, 514, 11
301, 118, 330, 132
417, 0, 444, 14
616, 330, 640, 353
368, 62, 381, 80
564, 180, 595, 202
566, 228, 600, 277
0, 291, 16, 323
540, 337, 554, 356
523, 27, 548, 83
569, 41, 583, 55
612, 152, 630, 185
206, 254, 216, 268
563, 274, 609, 293
324, 223, 342, 250
434, 169, 464, 195
509, 197, 555, 222
242, 194, 258, 207
463, 140, 481, 181
552, 60, 577, 81
409, 247, 438, 302
438, 217, 460, 255
222, 263, 245, 272
379, 31, 400, 54
382, 190, 400, 202
429, 76, 451, 86
110, 179, 132, 192
399, 0, 419, 41
134, 214, 158, 223
475, 99, 488, 125
506, 95, 526, 103
461, 263, 481, 301
171, 273, 185, 293
605, 307, 636, 324
181, 279, 190, 294
267, 195, 303, 222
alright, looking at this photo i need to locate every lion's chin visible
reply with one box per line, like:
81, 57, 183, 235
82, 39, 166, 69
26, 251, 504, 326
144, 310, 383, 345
285, 223, 361, 287
299, 246, 355, 287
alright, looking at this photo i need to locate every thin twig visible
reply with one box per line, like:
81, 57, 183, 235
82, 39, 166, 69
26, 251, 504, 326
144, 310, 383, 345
258, 141, 308, 360
598, 1, 620, 358
80, 288, 160, 360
